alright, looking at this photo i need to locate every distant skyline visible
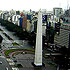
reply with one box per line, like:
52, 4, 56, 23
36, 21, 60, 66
0, 0, 70, 11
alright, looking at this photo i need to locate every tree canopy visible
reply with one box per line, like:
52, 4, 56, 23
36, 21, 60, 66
0, 19, 36, 46
0, 35, 3, 43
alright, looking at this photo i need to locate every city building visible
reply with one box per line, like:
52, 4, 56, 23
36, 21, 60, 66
12, 15, 20, 25
22, 16, 27, 30
42, 9, 47, 14
54, 23, 70, 48
53, 7, 63, 17
16, 11, 20, 15
26, 20, 31, 32
64, 8, 70, 17
42, 23, 46, 36
46, 11, 53, 20
19, 13, 27, 30
10, 9, 16, 16
19, 17, 23, 27
34, 21, 37, 33
27, 14, 32, 21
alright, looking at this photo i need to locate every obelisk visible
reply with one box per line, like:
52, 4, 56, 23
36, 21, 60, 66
34, 9, 42, 66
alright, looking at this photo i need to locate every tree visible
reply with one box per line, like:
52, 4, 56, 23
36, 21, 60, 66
0, 35, 3, 49
54, 46, 70, 70
28, 32, 36, 47
0, 35, 3, 43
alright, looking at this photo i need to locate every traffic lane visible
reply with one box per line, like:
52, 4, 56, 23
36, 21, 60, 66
0, 25, 33, 49
0, 57, 12, 70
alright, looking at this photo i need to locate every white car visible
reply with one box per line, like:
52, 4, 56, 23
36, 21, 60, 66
5, 67, 8, 70
0, 61, 2, 64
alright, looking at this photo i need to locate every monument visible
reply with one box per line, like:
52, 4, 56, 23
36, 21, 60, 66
34, 9, 42, 66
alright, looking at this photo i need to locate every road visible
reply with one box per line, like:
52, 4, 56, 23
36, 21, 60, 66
0, 24, 57, 70
0, 25, 33, 49
0, 55, 12, 70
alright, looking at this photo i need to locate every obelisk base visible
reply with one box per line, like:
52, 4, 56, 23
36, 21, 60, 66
32, 62, 45, 67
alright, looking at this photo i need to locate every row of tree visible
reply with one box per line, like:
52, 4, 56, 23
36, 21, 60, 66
0, 19, 36, 46
0, 19, 57, 48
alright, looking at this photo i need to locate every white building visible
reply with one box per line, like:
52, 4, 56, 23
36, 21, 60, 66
10, 9, 16, 16
53, 7, 63, 17
12, 15, 20, 25
42, 9, 47, 14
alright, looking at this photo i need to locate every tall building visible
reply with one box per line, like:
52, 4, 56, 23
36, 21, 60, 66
42, 9, 47, 14
10, 9, 16, 15
19, 17, 23, 27
16, 11, 20, 15
53, 7, 63, 17
19, 15, 27, 30
22, 16, 27, 30
12, 15, 20, 25
54, 24, 70, 48
46, 11, 53, 20
26, 20, 31, 32
27, 14, 31, 21
34, 21, 37, 33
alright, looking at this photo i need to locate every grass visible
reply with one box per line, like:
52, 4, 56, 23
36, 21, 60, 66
12, 42, 20, 46
4, 49, 35, 57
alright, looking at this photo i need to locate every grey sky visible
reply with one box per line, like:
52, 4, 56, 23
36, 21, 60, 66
0, 0, 70, 11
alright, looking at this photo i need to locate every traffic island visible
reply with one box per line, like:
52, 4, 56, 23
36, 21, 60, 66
12, 42, 20, 46
4, 49, 34, 57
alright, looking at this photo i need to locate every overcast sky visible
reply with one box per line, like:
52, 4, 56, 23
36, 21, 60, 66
0, 0, 70, 11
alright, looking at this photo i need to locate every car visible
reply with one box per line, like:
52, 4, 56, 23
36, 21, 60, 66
5, 67, 8, 70
0, 61, 2, 64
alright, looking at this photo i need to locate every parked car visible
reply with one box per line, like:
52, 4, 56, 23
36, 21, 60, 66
5, 67, 8, 70
0, 61, 2, 64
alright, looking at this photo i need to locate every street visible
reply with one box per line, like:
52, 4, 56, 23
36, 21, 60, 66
0, 24, 57, 70
0, 56, 12, 70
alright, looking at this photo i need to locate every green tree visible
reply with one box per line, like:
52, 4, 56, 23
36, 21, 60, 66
55, 46, 70, 70
0, 35, 3, 43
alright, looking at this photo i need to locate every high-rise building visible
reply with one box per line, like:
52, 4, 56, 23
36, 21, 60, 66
22, 16, 27, 30
19, 15, 27, 30
19, 17, 23, 27
26, 20, 31, 32
54, 24, 70, 48
53, 7, 63, 17
34, 21, 37, 33
16, 11, 20, 15
27, 14, 31, 21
